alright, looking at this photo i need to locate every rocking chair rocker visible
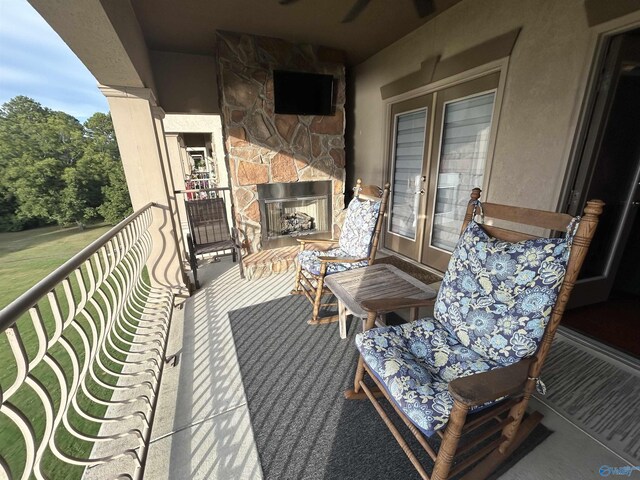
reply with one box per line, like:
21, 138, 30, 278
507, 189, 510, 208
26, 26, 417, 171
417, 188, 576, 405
348, 188, 603, 480
292, 179, 390, 325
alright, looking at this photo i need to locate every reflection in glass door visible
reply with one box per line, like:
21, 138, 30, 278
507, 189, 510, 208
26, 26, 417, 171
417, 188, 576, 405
422, 73, 499, 271
384, 94, 432, 261
389, 109, 427, 239
431, 93, 495, 251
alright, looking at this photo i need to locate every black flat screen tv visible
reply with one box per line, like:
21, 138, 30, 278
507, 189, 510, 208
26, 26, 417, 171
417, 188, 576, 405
273, 70, 334, 116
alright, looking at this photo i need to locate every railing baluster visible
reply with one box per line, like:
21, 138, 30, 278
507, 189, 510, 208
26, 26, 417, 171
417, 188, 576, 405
0, 204, 173, 479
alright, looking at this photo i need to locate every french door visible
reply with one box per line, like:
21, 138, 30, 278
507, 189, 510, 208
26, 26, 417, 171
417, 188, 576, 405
385, 73, 500, 271
384, 94, 433, 260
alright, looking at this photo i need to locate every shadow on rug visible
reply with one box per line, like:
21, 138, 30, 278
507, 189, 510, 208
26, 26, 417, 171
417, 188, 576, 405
229, 295, 551, 480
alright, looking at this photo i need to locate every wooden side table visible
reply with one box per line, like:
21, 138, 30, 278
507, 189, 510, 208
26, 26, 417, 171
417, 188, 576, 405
324, 263, 437, 339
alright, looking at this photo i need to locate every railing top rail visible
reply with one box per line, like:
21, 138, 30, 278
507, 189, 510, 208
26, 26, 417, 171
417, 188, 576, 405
174, 187, 231, 194
0, 202, 156, 332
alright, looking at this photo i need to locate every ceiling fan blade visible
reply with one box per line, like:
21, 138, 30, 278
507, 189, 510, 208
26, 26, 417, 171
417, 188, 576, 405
342, 0, 371, 23
413, 0, 435, 17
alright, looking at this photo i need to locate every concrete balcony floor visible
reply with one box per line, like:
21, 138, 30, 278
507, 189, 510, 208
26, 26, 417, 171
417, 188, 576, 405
145, 257, 628, 479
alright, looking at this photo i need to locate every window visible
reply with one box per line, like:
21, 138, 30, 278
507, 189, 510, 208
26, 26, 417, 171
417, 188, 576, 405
430, 92, 495, 251
389, 109, 428, 239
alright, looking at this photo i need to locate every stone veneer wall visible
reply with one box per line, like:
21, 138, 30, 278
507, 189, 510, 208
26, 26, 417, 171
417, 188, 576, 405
216, 31, 346, 252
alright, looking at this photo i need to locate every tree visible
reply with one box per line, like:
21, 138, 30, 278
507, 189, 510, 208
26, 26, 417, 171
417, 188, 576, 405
84, 112, 119, 159
0, 97, 132, 230
5, 156, 65, 222
83, 112, 132, 225
98, 162, 132, 224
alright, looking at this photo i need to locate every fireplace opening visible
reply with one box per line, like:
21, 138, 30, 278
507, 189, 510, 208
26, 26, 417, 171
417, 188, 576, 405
258, 181, 332, 249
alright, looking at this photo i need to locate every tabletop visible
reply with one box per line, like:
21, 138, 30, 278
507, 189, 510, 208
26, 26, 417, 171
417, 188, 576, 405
324, 263, 437, 318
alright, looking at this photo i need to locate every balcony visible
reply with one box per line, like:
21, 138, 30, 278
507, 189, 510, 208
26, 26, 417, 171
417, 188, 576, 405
1, 204, 636, 479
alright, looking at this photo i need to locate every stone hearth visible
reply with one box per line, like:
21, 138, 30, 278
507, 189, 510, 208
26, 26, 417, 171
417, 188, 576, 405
216, 31, 346, 253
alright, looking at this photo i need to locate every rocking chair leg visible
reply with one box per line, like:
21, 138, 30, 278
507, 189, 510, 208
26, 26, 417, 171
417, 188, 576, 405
290, 262, 303, 294
310, 266, 327, 323
344, 356, 382, 399
460, 411, 543, 480
432, 400, 469, 480
345, 311, 382, 400
500, 381, 535, 453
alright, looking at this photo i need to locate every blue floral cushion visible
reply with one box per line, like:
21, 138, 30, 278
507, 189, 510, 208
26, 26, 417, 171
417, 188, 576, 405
434, 220, 571, 366
356, 318, 502, 437
298, 247, 369, 276
338, 198, 382, 259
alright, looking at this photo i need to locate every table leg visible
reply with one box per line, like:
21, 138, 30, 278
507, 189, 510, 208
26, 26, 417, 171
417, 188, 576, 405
338, 301, 347, 339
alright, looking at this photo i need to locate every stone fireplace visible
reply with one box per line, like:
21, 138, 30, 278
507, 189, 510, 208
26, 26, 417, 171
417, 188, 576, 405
258, 181, 332, 249
216, 31, 346, 253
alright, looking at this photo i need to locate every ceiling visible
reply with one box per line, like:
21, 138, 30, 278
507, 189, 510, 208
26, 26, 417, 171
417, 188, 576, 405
131, 0, 463, 66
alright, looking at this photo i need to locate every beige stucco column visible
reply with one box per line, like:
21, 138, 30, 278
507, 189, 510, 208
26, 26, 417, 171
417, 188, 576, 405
99, 85, 189, 296
165, 133, 189, 242
152, 107, 189, 268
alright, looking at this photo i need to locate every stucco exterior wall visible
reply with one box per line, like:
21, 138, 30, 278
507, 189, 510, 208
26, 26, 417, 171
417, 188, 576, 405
150, 51, 220, 113
350, 0, 599, 210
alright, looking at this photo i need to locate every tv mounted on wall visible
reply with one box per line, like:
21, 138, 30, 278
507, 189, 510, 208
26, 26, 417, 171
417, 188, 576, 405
273, 70, 334, 116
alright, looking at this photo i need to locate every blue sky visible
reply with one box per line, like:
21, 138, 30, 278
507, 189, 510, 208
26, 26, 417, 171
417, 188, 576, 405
0, 0, 109, 122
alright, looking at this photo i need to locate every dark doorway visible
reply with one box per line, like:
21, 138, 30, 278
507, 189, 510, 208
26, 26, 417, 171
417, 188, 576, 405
563, 29, 640, 358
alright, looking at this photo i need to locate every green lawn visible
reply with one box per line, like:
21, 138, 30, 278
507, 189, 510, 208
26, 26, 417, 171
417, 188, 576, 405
0, 224, 111, 310
0, 224, 144, 479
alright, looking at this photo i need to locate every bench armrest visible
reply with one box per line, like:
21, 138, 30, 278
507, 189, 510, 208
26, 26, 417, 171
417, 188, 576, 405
361, 297, 436, 313
448, 358, 533, 407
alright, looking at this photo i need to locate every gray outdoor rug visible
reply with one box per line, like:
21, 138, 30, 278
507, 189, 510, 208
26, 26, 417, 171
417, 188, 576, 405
537, 336, 640, 464
228, 295, 551, 480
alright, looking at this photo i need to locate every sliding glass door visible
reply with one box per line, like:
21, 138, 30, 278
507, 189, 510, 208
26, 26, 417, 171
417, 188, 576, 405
384, 73, 499, 271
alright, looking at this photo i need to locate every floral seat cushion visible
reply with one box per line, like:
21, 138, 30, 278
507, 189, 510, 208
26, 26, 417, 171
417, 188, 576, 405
298, 247, 369, 276
434, 220, 572, 366
356, 318, 502, 437
338, 197, 382, 258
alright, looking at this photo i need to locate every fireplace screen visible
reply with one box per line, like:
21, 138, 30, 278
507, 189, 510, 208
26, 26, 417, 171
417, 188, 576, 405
258, 181, 332, 248
265, 196, 329, 237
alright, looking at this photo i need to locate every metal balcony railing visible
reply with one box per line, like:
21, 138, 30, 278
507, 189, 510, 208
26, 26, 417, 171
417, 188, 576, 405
0, 204, 174, 480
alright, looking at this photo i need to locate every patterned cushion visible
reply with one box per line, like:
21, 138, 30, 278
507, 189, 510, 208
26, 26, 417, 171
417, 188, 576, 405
338, 198, 381, 258
298, 247, 369, 276
434, 220, 571, 366
356, 318, 502, 437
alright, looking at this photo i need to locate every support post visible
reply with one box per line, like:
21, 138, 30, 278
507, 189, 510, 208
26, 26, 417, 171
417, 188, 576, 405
100, 85, 189, 296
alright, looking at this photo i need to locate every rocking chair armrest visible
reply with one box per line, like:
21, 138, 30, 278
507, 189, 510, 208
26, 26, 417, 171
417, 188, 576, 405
361, 297, 437, 313
317, 256, 368, 263
448, 357, 534, 407
296, 238, 338, 245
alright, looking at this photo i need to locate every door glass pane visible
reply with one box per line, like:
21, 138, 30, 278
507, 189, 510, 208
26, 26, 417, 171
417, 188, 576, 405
431, 92, 495, 251
389, 109, 427, 239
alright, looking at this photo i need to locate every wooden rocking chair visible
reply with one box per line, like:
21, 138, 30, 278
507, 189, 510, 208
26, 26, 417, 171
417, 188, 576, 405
291, 179, 390, 325
348, 188, 604, 480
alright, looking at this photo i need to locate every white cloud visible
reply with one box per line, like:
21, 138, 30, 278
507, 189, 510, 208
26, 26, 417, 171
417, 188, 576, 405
0, 0, 109, 119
